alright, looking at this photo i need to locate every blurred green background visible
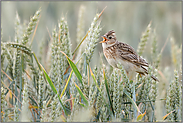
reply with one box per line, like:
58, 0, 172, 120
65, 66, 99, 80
1, 1, 182, 68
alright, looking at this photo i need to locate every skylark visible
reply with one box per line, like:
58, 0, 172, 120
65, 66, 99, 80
100, 30, 159, 81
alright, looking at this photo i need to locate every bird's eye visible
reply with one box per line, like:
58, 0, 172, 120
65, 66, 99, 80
109, 36, 112, 39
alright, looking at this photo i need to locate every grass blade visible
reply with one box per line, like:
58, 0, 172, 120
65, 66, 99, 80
40, 64, 57, 94
30, 14, 41, 46
163, 109, 175, 120
32, 52, 42, 70
72, 6, 106, 56
74, 83, 88, 107
57, 94, 68, 116
103, 68, 115, 115
1, 81, 22, 105
79, 102, 87, 109
60, 57, 80, 99
60, 70, 73, 98
90, 67, 114, 116
137, 111, 146, 121
124, 90, 141, 114
61, 51, 83, 86
60, 115, 67, 122
4, 81, 15, 96
1, 69, 13, 81
39, 63, 68, 116
90, 68, 100, 90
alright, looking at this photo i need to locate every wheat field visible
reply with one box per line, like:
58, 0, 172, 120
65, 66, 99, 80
1, 1, 182, 122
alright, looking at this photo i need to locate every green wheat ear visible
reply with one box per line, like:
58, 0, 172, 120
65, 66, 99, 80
1, 87, 8, 122
1, 43, 13, 75
88, 66, 98, 107
170, 37, 182, 69
6, 43, 33, 55
165, 70, 181, 122
151, 29, 158, 60
117, 64, 130, 91
62, 18, 72, 58
13, 102, 19, 121
38, 71, 44, 110
97, 80, 106, 122
137, 21, 152, 56
50, 95, 58, 122
41, 101, 47, 122
22, 7, 41, 46
149, 65, 158, 103
38, 38, 46, 63
15, 11, 21, 42
20, 74, 32, 122
85, 13, 102, 65
112, 68, 119, 118
8, 42, 40, 82
50, 27, 59, 85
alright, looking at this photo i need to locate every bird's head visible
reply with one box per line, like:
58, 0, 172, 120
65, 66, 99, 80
100, 30, 117, 45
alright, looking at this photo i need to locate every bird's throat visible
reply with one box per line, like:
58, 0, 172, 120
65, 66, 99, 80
102, 41, 116, 49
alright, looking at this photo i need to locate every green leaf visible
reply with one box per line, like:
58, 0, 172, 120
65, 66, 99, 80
61, 51, 83, 86
57, 94, 68, 116
32, 52, 42, 70
103, 68, 114, 115
60, 70, 73, 98
72, 32, 89, 56
4, 80, 15, 96
124, 90, 141, 114
60, 56, 80, 99
79, 102, 87, 109
90, 68, 100, 92
90, 67, 114, 116
1, 69, 13, 82
137, 111, 146, 121
40, 64, 57, 94
163, 109, 175, 120
75, 83, 88, 107
39, 63, 68, 116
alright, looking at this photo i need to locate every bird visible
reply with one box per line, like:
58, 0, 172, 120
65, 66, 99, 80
99, 30, 159, 81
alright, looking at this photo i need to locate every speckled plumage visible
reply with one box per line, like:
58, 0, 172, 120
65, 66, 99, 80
100, 30, 159, 81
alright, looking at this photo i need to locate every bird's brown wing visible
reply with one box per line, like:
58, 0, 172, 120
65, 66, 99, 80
116, 41, 149, 67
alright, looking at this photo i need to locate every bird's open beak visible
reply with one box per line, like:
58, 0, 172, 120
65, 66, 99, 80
99, 36, 107, 43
